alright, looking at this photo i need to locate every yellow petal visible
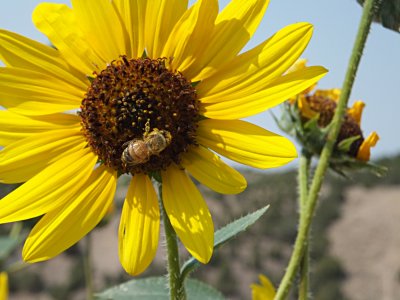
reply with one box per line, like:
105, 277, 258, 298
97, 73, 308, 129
181, 146, 247, 194
202, 66, 328, 120
297, 94, 318, 119
0, 67, 82, 115
71, 0, 129, 62
287, 58, 308, 73
162, 165, 214, 263
32, 3, 105, 74
189, 0, 270, 81
251, 274, 276, 300
163, 0, 218, 74
347, 100, 365, 125
23, 165, 117, 262
0, 111, 80, 146
198, 23, 314, 98
145, 0, 188, 58
0, 128, 86, 183
0, 148, 97, 224
119, 174, 160, 275
197, 119, 297, 169
0, 29, 87, 89
114, 0, 146, 58
287, 59, 317, 99
0, 272, 8, 300
357, 132, 379, 161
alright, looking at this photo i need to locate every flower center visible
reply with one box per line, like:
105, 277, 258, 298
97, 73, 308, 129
80, 57, 200, 174
305, 95, 364, 156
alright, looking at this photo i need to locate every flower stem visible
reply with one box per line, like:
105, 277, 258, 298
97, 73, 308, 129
298, 153, 311, 300
158, 183, 186, 300
299, 152, 311, 211
5, 261, 28, 274
298, 247, 309, 300
9, 222, 22, 239
275, 1, 380, 299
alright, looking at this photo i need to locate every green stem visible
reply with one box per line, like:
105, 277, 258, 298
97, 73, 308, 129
298, 152, 311, 211
9, 222, 22, 239
5, 261, 28, 274
83, 234, 94, 300
298, 153, 311, 300
275, 1, 380, 299
298, 247, 309, 300
158, 183, 186, 300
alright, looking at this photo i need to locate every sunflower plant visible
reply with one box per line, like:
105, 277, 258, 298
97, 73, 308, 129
276, 60, 386, 177
0, 0, 385, 299
0, 0, 327, 298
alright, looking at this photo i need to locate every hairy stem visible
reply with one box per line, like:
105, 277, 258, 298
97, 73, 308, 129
298, 153, 311, 300
275, 0, 380, 298
158, 183, 186, 300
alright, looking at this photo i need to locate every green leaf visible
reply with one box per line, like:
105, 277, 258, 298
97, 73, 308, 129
95, 277, 225, 300
181, 206, 269, 278
330, 156, 388, 178
213, 206, 269, 248
184, 279, 225, 300
0, 236, 19, 261
357, 0, 400, 33
337, 135, 361, 152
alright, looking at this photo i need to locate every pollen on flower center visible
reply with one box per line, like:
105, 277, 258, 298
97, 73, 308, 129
80, 56, 200, 174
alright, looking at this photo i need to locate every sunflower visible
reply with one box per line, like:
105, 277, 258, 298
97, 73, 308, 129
251, 274, 276, 300
0, 272, 7, 300
293, 87, 378, 160
286, 59, 378, 161
0, 0, 327, 275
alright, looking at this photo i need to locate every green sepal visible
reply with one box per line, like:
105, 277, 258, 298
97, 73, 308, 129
299, 115, 328, 156
329, 156, 388, 178
276, 101, 384, 177
180, 206, 269, 279
274, 102, 308, 140
95, 277, 225, 300
337, 135, 361, 152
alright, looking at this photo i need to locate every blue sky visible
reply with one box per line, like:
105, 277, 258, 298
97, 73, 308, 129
1, 0, 399, 162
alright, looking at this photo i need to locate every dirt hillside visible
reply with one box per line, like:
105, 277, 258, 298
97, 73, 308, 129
329, 186, 400, 300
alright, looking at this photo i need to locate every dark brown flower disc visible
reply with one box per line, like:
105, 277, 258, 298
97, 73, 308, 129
80, 57, 200, 174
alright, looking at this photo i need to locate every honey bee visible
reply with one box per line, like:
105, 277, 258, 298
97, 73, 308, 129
121, 129, 172, 168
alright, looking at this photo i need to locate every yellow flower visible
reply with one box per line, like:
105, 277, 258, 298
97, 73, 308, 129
0, 272, 8, 300
357, 131, 379, 161
251, 274, 276, 300
288, 59, 378, 161
0, 0, 326, 275
287, 58, 317, 96
347, 100, 365, 125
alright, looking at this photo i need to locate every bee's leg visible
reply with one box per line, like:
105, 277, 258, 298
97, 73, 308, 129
122, 141, 130, 148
